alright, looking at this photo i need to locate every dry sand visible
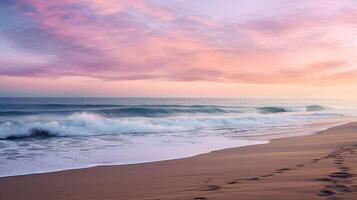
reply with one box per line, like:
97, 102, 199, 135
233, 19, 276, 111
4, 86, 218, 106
1, 122, 357, 200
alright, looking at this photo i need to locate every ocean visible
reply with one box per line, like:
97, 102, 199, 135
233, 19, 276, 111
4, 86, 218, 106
0, 97, 356, 177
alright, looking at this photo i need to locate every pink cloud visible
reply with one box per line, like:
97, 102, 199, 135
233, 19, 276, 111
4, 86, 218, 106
1, 0, 356, 86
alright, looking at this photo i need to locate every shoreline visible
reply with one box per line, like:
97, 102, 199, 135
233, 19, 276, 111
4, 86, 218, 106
0, 120, 348, 178
0, 141, 269, 179
0, 139, 269, 179
1, 122, 357, 199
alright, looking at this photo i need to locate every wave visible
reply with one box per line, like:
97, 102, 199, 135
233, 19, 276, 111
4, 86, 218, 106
98, 106, 230, 117
0, 110, 341, 140
258, 105, 325, 114
306, 105, 325, 112
0, 105, 236, 117
0, 104, 326, 117
258, 107, 289, 113
4, 128, 57, 140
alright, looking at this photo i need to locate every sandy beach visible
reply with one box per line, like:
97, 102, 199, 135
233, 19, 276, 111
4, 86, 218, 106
1, 122, 357, 200
2, 0, 357, 199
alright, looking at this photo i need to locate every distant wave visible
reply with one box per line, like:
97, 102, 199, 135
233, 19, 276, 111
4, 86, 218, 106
258, 107, 289, 113
258, 105, 325, 114
0, 104, 237, 117
306, 105, 325, 112
98, 106, 230, 117
0, 104, 326, 117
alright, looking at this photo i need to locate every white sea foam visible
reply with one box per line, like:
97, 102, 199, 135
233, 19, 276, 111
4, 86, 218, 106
0, 136, 268, 177
0, 111, 344, 139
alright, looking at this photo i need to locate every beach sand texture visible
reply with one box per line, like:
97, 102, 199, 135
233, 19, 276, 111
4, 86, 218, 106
1, 123, 357, 200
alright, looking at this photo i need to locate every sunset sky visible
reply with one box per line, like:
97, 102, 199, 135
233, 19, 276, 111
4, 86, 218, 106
0, 0, 357, 98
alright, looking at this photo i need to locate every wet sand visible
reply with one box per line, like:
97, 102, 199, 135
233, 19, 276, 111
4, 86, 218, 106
1, 122, 357, 200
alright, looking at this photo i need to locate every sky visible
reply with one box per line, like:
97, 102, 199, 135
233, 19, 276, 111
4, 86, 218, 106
0, 0, 357, 98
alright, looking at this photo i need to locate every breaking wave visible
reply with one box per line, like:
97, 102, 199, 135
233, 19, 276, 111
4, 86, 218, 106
4, 128, 57, 140
0, 109, 341, 140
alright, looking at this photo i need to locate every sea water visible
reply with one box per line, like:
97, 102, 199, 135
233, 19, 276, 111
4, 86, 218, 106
0, 97, 356, 177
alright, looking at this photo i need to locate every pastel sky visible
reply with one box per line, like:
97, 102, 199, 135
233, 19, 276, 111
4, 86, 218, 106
0, 0, 357, 98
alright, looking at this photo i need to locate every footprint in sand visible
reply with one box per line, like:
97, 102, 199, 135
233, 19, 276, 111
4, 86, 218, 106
317, 189, 336, 197
339, 167, 350, 172
329, 172, 354, 179
315, 177, 334, 182
315, 146, 356, 199
296, 164, 304, 168
227, 166, 297, 186
202, 185, 221, 191
227, 180, 238, 185
275, 168, 291, 173
311, 158, 321, 163
227, 176, 261, 185
325, 185, 352, 193
317, 183, 353, 199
